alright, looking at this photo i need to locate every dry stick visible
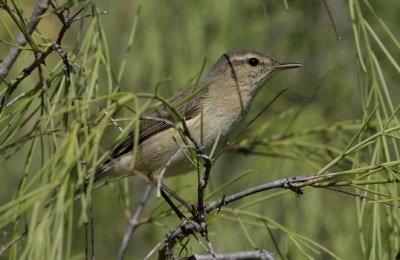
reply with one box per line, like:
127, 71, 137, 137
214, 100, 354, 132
323, 186, 400, 208
53, 43, 71, 90
0, 44, 53, 111
188, 250, 275, 260
158, 220, 203, 259
148, 166, 399, 259
323, 0, 342, 40
154, 174, 330, 259
117, 183, 153, 260
0, 231, 27, 256
0, 0, 49, 77
204, 173, 340, 213
0, 5, 78, 111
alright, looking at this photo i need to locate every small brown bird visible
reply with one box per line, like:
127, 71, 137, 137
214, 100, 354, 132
94, 49, 303, 183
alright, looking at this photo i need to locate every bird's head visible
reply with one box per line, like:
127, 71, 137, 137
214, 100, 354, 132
208, 49, 303, 94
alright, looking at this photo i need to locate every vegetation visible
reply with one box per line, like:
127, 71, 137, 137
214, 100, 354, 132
0, 0, 399, 259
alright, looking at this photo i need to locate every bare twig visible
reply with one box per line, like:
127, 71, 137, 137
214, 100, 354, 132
323, 187, 400, 208
0, 231, 27, 256
0, 0, 48, 77
53, 43, 71, 90
204, 173, 340, 213
323, 0, 342, 40
117, 183, 153, 260
0, 5, 83, 112
159, 219, 203, 259
0, 44, 54, 111
187, 250, 275, 260
145, 161, 400, 258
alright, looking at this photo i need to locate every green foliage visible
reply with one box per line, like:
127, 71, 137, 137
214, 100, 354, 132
0, 0, 399, 259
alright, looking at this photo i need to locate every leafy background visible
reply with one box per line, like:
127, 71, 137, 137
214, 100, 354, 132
0, 0, 399, 259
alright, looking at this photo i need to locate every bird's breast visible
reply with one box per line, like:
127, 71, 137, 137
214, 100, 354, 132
194, 90, 254, 153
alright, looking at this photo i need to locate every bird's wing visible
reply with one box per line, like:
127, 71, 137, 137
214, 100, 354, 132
105, 84, 206, 164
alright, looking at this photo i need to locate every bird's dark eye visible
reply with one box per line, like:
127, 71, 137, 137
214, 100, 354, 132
248, 58, 260, 67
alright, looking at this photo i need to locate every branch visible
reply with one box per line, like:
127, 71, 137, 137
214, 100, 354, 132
204, 173, 339, 213
144, 160, 400, 259
187, 250, 275, 260
0, 231, 27, 256
324, 186, 400, 208
117, 183, 153, 260
0, 0, 48, 77
0, 4, 81, 112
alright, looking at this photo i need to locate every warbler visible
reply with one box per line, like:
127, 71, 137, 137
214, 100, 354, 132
95, 49, 302, 182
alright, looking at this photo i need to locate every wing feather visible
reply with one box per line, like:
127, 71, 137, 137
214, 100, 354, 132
106, 83, 206, 163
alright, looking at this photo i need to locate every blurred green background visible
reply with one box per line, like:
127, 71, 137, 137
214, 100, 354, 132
1, 0, 400, 259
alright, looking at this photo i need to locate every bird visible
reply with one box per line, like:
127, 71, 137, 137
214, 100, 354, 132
92, 48, 303, 183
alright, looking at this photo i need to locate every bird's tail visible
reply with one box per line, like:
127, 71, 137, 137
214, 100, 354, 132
43, 163, 113, 208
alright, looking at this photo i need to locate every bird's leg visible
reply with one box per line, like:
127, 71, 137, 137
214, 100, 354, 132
161, 183, 196, 217
160, 189, 187, 220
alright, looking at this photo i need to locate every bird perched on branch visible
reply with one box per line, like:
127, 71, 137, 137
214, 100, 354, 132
94, 49, 303, 183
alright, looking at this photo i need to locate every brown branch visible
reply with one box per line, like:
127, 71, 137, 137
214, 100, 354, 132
0, 231, 27, 256
187, 250, 275, 260
146, 164, 399, 259
204, 173, 340, 213
0, 5, 83, 112
117, 183, 153, 260
323, 187, 400, 208
323, 0, 342, 40
0, 0, 49, 77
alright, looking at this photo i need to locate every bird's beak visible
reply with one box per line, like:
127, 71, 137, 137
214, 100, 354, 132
273, 62, 304, 71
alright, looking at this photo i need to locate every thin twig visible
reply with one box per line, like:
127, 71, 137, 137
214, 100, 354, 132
204, 173, 340, 213
0, 5, 83, 111
117, 183, 153, 260
323, 186, 400, 208
0, 0, 49, 77
323, 0, 342, 40
187, 250, 275, 260
53, 43, 71, 90
0, 231, 27, 256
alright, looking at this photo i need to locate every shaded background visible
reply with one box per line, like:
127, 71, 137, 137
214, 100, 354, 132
1, 0, 400, 259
